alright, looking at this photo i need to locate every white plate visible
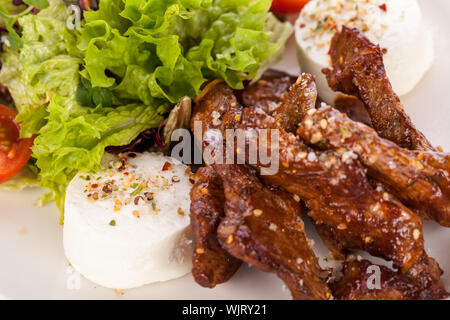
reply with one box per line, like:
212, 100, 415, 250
0, 0, 449, 300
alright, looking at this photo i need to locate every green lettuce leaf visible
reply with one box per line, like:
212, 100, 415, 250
0, 0, 50, 50
34, 96, 167, 214
0, 0, 168, 217
79, 0, 290, 101
23, 0, 50, 9
0, 0, 292, 218
254, 13, 294, 81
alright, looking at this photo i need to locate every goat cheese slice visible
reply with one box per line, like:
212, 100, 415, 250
295, 0, 434, 104
63, 152, 194, 289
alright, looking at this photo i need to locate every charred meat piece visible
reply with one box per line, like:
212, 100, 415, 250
241, 70, 296, 114
333, 259, 417, 300
190, 167, 241, 288
191, 80, 243, 142
243, 72, 318, 134
298, 105, 450, 227
271, 73, 318, 133
190, 80, 245, 168
245, 72, 370, 133
246, 76, 361, 267
191, 78, 447, 299
213, 164, 331, 300
262, 74, 365, 262
243, 76, 358, 265
316, 222, 448, 298
405, 253, 448, 299
191, 84, 425, 273
332, 258, 448, 300
235, 107, 424, 272
333, 94, 373, 127
323, 26, 433, 151
314, 224, 347, 261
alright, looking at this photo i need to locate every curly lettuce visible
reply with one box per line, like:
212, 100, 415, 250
0, 0, 168, 215
0, 0, 50, 50
79, 0, 291, 102
0, 0, 292, 218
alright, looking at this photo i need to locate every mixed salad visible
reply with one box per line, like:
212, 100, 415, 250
0, 0, 293, 217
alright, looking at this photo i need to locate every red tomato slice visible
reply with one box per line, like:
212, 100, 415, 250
271, 0, 310, 14
0, 104, 33, 184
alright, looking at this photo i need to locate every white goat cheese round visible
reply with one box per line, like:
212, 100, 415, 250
63, 152, 194, 289
295, 0, 434, 104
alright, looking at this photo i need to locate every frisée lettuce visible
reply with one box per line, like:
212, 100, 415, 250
0, 0, 292, 218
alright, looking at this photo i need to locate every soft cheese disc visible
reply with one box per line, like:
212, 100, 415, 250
64, 152, 194, 289
295, 0, 434, 104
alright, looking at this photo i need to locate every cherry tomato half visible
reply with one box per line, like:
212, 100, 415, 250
0, 104, 33, 184
271, 0, 310, 14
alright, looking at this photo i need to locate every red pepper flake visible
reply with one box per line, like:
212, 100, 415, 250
91, 184, 98, 189
379, 3, 387, 12
102, 184, 113, 194
189, 178, 195, 185
300, 23, 306, 28
123, 172, 129, 176
162, 161, 173, 171
134, 196, 144, 205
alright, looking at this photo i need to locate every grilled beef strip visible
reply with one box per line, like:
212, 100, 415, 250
298, 105, 450, 227
323, 26, 433, 151
332, 257, 447, 300
190, 166, 242, 288
241, 69, 297, 114
191, 81, 425, 273
214, 163, 331, 300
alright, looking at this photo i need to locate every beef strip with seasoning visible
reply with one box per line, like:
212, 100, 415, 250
190, 71, 447, 300
323, 26, 433, 151
236, 107, 427, 273
213, 163, 331, 300
241, 71, 318, 133
190, 166, 242, 288
333, 94, 373, 127
333, 257, 447, 300
191, 81, 425, 273
240, 69, 297, 114
298, 104, 450, 227
271, 73, 318, 133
